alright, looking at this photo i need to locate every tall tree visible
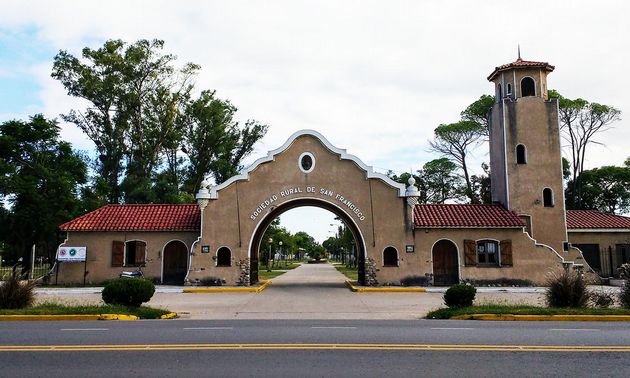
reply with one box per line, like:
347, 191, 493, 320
429, 120, 485, 202
566, 165, 630, 214
0, 115, 87, 264
421, 158, 464, 204
52, 39, 199, 203
181, 90, 268, 191
549, 90, 621, 207
460, 94, 494, 136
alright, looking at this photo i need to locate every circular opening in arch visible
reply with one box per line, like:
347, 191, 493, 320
299, 152, 315, 173
250, 198, 366, 285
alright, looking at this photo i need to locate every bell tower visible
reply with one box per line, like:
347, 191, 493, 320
487, 53, 568, 253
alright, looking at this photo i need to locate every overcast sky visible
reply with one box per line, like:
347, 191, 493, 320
1, 1, 628, 243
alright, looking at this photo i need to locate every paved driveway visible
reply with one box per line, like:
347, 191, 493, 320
35, 263, 546, 319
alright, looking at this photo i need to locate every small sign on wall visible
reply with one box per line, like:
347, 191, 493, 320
201, 245, 210, 253
57, 247, 87, 262
405, 245, 415, 253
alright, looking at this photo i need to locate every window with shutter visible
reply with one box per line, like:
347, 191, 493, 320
135, 242, 146, 266
500, 240, 513, 266
464, 239, 477, 266
112, 240, 124, 267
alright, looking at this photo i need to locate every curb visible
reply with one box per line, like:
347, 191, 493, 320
0, 314, 138, 321
183, 280, 272, 293
160, 312, 178, 319
451, 314, 630, 321
345, 280, 427, 293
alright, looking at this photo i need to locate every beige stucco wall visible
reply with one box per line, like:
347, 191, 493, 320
387, 227, 564, 286
55, 231, 198, 284
191, 134, 411, 285
569, 231, 630, 277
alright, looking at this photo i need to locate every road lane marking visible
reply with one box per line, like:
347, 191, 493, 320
550, 329, 600, 332
431, 328, 475, 330
311, 327, 357, 329
183, 327, 234, 330
60, 328, 109, 331
1, 343, 629, 352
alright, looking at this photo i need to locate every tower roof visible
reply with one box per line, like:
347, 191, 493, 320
487, 58, 554, 81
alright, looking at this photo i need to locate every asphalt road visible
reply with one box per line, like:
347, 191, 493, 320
2, 319, 630, 377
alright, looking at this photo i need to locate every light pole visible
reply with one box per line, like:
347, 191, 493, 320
267, 237, 272, 272
278, 241, 284, 268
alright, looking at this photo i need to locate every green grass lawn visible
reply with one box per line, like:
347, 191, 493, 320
0, 303, 170, 319
257, 262, 302, 280
427, 305, 630, 319
333, 263, 358, 281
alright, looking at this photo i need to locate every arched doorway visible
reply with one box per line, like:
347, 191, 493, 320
432, 240, 459, 286
249, 198, 366, 285
162, 240, 188, 285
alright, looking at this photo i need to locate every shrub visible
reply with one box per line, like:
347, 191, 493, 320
0, 268, 37, 309
590, 290, 614, 308
443, 284, 476, 308
102, 278, 155, 307
545, 270, 589, 308
619, 264, 630, 309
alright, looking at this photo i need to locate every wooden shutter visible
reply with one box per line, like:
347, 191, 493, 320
464, 239, 477, 266
135, 242, 146, 266
500, 240, 513, 266
112, 240, 124, 267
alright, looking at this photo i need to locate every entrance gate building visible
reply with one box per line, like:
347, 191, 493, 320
192, 130, 413, 286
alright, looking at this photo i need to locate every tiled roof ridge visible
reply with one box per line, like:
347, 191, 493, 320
413, 203, 525, 228
566, 209, 630, 229
59, 203, 200, 232
488, 58, 554, 81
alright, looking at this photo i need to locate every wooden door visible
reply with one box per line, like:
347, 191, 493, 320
163, 241, 188, 285
432, 240, 459, 286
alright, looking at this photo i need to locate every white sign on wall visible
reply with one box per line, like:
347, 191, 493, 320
57, 247, 87, 262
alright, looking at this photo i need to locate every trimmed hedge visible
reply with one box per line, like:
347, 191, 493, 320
443, 284, 476, 308
102, 278, 155, 307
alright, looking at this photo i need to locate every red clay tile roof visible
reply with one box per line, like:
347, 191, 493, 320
488, 58, 555, 81
59, 204, 200, 232
414, 204, 525, 228
566, 210, 630, 230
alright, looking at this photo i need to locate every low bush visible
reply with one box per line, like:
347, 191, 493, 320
443, 284, 476, 308
590, 290, 615, 308
619, 264, 630, 309
198, 277, 225, 286
0, 268, 37, 309
545, 270, 589, 308
102, 278, 155, 307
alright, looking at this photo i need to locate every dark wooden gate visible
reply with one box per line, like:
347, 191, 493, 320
163, 241, 188, 285
432, 240, 459, 286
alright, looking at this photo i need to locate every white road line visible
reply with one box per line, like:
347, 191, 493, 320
550, 329, 600, 332
311, 326, 357, 329
183, 327, 234, 330
431, 328, 475, 330
60, 328, 109, 331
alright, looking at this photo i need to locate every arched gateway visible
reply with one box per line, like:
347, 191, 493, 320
192, 130, 411, 286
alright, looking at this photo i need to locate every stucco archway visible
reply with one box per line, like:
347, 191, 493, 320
248, 197, 367, 285
192, 130, 409, 286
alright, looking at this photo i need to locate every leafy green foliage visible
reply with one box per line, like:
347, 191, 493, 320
429, 121, 486, 203
545, 270, 590, 308
0, 302, 170, 319
443, 284, 476, 308
426, 305, 630, 319
52, 39, 267, 204
0, 269, 37, 309
565, 165, 630, 214
460, 94, 494, 135
549, 90, 621, 208
0, 115, 87, 263
102, 278, 155, 307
